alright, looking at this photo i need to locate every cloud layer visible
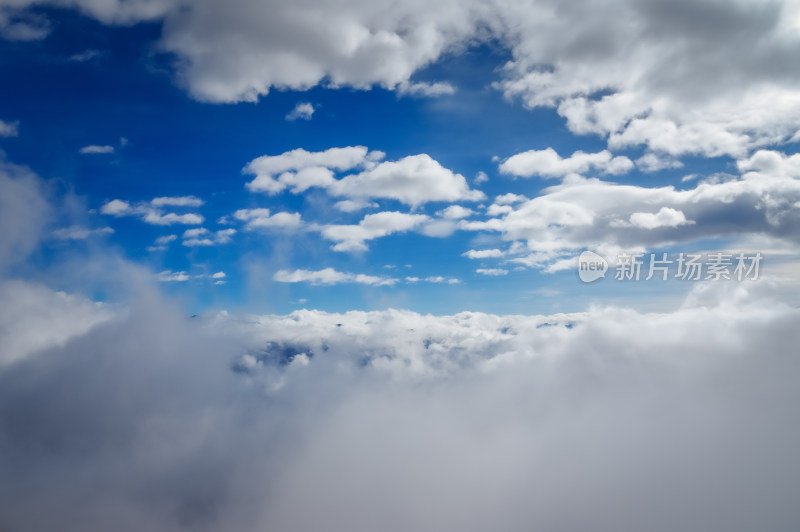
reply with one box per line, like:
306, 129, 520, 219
1, 274, 800, 531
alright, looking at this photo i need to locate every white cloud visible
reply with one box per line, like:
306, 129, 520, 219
334, 199, 379, 213
286, 102, 315, 121
245, 148, 484, 207
245, 147, 372, 194
233, 208, 303, 230
476, 268, 508, 276
157, 270, 190, 282
5, 0, 800, 159
461, 153, 800, 271
737, 149, 800, 179
0, 160, 49, 270
99, 199, 131, 216
154, 234, 177, 245
100, 198, 205, 226
320, 211, 429, 252
422, 276, 460, 284
212, 271, 226, 279
68, 49, 102, 62
151, 195, 204, 208
396, 80, 457, 97
636, 152, 684, 173
629, 207, 694, 230
474, 171, 489, 184
0, 280, 113, 367
273, 267, 398, 286
437, 205, 474, 220
2, 247, 800, 532
143, 211, 204, 226
500, 148, 633, 179
463, 249, 505, 259
79, 145, 115, 154
182, 227, 236, 247
494, 193, 527, 205
330, 154, 485, 206
0, 119, 19, 137
147, 234, 177, 252
486, 203, 513, 216
0, 7, 49, 41
420, 219, 458, 238
51, 226, 114, 240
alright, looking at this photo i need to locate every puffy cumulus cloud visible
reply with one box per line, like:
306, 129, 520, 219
246, 147, 484, 206
79, 144, 115, 154
737, 149, 800, 179
285, 101, 315, 121
0, 119, 19, 137
329, 154, 486, 206
500, 148, 634, 179
273, 267, 398, 286
244, 146, 374, 194
636, 152, 684, 173
497, 0, 800, 157
2, 274, 800, 531
437, 205, 474, 219
628, 207, 694, 230
232, 208, 303, 230
319, 211, 429, 252
100, 197, 205, 226
463, 152, 800, 271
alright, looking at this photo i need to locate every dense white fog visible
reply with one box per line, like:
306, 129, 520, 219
2, 259, 799, 530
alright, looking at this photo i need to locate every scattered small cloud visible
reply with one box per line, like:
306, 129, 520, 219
79, 145, 115, 155
69, 49, 103, 62
396, 80, 456, 97
146, 234, 177, 252
100, 197, 205, 226
157, 270, 190, 282
463, 249, 505, 259
500, 148, 633, 179
274, 267, 398, 286
151, 196, 204, 208
286, 102, 315, 121
476, 268, 508, 276
0, 119, 19, 137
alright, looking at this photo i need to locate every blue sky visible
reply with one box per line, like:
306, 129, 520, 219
2, 2, 800, 316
